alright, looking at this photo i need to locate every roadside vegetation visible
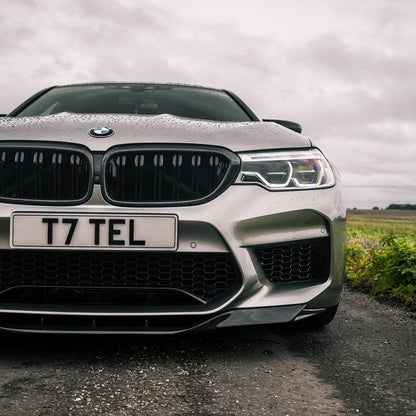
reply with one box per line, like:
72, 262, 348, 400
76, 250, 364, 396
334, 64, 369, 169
346, 209, 416, 316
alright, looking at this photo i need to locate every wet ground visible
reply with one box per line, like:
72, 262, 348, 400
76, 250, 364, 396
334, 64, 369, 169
0, 288, 415, 416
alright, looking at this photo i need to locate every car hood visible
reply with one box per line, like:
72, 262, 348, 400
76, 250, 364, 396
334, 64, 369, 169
0, 113, 311, 152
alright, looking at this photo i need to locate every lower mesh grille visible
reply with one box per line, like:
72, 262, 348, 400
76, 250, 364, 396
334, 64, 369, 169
0, 251, 242, 306
254, 238, 330, 283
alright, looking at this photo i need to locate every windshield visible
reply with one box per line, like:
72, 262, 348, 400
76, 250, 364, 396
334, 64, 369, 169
14, 84, 253, 122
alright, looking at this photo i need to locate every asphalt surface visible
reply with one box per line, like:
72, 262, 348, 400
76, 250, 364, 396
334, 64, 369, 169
0, 288, 415, 416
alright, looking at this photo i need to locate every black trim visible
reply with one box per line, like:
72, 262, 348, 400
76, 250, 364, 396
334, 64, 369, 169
92, 152, 104, 183
0, 141, 94, 205
224, 90, 259, 121
0, 286, 205, 307
7, 86, 57, 117
0, 312, 209, 333
101, 144, 241, 207
263, 119, 302, 133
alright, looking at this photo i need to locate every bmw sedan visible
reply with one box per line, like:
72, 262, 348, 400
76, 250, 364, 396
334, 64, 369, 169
0, 83, 346, 333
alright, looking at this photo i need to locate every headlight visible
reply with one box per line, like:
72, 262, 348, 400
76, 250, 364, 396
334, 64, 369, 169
235, 149, 335, 190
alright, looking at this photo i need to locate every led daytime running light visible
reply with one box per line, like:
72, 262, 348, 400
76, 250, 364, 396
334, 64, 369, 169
236, 149, 335, 191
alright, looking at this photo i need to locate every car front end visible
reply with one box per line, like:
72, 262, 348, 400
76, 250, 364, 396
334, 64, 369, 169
0, 83, 346, 334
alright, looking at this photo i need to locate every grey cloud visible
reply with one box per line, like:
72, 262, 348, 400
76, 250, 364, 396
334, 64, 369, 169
297, 33, 416, 92
0, 0, 176, 109
0, 0, 415, 205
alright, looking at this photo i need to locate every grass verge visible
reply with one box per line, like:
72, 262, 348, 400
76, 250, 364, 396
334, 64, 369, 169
346, 211, 416, 316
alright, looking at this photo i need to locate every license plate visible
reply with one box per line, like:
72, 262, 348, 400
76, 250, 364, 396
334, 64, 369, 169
11, 213, 178, 250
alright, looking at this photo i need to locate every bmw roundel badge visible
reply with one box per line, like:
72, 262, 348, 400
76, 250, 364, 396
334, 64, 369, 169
89, 127, 114, 137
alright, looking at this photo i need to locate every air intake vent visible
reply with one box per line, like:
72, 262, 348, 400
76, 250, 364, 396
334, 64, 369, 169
102, 145, 240, 206
0, 250, 242, 304
254, 238, 330, 283
0, 142, 92, 204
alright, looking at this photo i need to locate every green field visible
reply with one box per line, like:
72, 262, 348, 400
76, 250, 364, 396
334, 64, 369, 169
346, 209, 416, 315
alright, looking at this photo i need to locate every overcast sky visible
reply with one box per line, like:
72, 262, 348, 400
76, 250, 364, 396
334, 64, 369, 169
1, 0, 415, 207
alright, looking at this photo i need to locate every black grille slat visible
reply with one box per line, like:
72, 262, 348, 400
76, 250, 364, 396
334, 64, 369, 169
104, 146, 238, 205
15, 151, 24, 198
254, 238, 330, 283
33, 152, 43, 198
153, 154, 163, 200
0, 313, 207, 332
52, 152, 62, 199
172, 154, 182, 200
70, 154, 76, 199
0, 152, 5, 194
191, 154, 201, 198
134, 154, 144, 200
0, 144, 92, 203
0, 251, 242, 304
0, 287, 202, 307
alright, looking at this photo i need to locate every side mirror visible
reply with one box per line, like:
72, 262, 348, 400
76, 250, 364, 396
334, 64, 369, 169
263, 119, 302, 134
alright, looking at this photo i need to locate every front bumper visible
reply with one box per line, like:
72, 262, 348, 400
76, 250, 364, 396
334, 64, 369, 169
0, 183, 346, 333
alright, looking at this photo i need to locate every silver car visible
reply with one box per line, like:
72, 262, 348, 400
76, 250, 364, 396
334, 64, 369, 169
0, 83, 346, 334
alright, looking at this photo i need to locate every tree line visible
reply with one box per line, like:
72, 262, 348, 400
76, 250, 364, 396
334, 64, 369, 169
386, 204, 416, 210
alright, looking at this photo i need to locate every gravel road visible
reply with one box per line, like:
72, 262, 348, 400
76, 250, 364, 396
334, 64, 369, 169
0, 287, 415, 416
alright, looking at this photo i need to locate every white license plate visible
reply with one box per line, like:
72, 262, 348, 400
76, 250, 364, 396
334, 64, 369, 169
11, 213, 178, 250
